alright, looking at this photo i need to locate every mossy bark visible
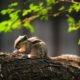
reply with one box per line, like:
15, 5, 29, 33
0, 52, 80, 80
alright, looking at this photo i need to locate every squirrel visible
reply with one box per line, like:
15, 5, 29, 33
13, 35, 80, 68
13, 35, 47, 58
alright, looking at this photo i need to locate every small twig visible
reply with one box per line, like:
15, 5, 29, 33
24, 0, 31, 4
56, 0, 80, 4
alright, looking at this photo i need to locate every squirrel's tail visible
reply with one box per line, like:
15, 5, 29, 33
47, 54, 80, 69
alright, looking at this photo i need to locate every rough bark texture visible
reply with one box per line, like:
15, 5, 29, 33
0, 52, 80, 80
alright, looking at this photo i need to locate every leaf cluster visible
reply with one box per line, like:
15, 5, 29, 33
0, 0, 80, 44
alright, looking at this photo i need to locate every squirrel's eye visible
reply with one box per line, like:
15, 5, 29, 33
19, 40, 21, 43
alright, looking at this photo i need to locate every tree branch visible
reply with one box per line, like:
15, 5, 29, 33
56, 0, 80, 4
0, 52, 80, 80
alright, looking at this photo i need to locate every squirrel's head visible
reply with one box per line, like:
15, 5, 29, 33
14, 35, 28, 49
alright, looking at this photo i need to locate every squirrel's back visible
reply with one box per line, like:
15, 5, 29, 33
27, 37, 48, 58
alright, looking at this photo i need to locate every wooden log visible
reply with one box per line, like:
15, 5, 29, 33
0, 52, 80, 80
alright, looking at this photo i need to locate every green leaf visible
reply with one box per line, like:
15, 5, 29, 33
1, 10, 7, 15
46, 0, 55, 5
59, 6, 65, 11
1, 8, 14, 15
53, 14, 57, 17
67, 17, 74, 23
0, 27, 6, 33
32, 6, 39, 12
0, 21, 8, 26
52, 0, 55, 4
12, 19, 21, 29
42, 9, 48, 15
0, 20, 12, 33
10, 2, 18, 6
23, 21, 34, 33
47, 7, 52, 10
36, 14, 40, 18
4, 27, 11, 33
45, 16, 48, 20
68, 8, 72, 13
67, 15, 74, 23
9, 13, 14, 18
7, 9, 13, 14
68, 26, 73, 32
29, 3, 34, 9
28, 24, 34, 33
39, 2, 43, 7
76, 26, 79, 30
7, 21, 12, 26
40, 16, 48, 20
40, 16, 45, 20
9, 12, 19, 21
22, 9, 29, 16
67, 15, 76, 32
78, 39, 80, 45
75, 6, 80, 12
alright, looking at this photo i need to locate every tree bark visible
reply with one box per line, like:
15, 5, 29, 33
0, 52, 80, 80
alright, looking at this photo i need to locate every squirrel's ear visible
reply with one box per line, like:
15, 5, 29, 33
24, 35, 28, 39
32, 40, 40, 44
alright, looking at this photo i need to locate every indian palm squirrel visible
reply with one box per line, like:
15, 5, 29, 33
13, 35, 80, 68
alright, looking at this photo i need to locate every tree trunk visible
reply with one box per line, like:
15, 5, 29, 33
0, 52, 80, 80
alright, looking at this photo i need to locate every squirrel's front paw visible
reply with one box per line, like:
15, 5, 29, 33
13, 49, 21, 54
13, 50, 17, 54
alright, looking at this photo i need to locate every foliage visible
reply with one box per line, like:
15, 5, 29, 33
0, 0, 80, 44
